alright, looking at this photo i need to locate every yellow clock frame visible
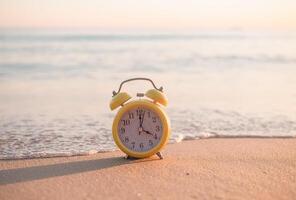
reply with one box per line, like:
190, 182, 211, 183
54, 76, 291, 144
112, 99, 170, 158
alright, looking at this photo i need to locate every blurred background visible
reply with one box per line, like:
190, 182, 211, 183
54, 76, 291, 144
0, 0, 296, 159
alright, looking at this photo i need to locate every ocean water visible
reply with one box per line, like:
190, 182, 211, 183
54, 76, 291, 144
0, 30, 296, 159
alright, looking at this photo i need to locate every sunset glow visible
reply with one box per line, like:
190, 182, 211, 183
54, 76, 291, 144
0, 0, 295, 30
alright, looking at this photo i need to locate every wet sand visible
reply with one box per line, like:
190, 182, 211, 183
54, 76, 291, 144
1, 138, 296, 200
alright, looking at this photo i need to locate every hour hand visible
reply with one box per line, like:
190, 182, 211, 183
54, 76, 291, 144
142, 130, 153, 136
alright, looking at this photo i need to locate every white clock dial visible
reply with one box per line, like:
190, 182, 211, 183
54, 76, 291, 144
117, 107, 163, 152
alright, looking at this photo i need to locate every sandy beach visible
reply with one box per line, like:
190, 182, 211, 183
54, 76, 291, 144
0, 138, 295, 200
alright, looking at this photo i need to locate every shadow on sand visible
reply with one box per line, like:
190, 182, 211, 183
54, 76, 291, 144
0, 156, 157, 185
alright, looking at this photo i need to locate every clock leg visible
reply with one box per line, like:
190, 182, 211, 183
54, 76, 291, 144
124, 155, 131, 159
124, 153, 163, 160
156, 152, 163, 159
124, 155, 138, 160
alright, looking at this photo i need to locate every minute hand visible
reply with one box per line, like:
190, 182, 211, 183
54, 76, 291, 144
140, 111, 145, 127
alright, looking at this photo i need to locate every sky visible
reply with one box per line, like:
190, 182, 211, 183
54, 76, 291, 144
0, 0, 295, 30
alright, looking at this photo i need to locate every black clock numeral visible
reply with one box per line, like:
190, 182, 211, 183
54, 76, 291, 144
154, 134, 158, 140
152, 117, 157, 123
124, 137, 129, 143
120, 127, 125, 134
131, 142, 135, 149
155, 125, 160, 132
121, 119, 130, 126
136, 109, 144, 116
147, 112, 151, 118
139, 143, 144, 149
128, 113, 134, 119
149, 140, 153, 146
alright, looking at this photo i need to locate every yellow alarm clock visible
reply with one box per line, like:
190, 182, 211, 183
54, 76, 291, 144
110, 78, 170, 159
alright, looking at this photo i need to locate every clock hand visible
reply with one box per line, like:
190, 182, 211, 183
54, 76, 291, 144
142, 129, 154, 136
138, 110, 146, 135
139, 111, 142, 131
140, 111, 145, 127
138, 112, 145, 135
139, 112, 142, 127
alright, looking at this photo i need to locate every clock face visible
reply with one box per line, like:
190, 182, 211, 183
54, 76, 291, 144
117, 107, 163, 152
